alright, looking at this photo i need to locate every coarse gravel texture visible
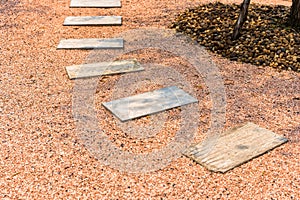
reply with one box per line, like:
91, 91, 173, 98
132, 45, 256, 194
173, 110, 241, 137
0, 0, 299, 199
171, 2, 300, 72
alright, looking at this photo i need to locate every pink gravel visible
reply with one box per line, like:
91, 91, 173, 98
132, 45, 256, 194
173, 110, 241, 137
0, 0, 299, 199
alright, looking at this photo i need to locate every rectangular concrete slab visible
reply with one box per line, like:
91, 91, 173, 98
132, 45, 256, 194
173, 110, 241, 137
102, 86, 198, 121
57, 38, 123, 49
66, 59, 143, 79
70, 0, 121, 7
64, 16, 122, 26
184, 122, 288, 173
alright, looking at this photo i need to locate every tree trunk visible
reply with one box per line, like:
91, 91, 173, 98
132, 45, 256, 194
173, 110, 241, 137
290, 0, 300, 28
232, 0, 251, 40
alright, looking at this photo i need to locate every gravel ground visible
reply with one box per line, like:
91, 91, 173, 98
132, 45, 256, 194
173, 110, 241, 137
171, 2, 300, 72
0, 0, 299, 199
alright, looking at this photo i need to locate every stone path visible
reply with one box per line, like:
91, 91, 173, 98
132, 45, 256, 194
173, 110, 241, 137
70, 0, 121, 7
64, 16, 122, 26
66, 59, 143, 79
183, 122, 288, 173
57, 38, 123, 49
58, 0, 288, 173
102, 86, 198, 121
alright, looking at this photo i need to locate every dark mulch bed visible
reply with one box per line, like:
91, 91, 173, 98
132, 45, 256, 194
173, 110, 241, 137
170, 2, 300, 72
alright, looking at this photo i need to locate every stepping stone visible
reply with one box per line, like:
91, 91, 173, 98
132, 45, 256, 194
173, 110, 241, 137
70, 0, 121, 7
57, 38, 123, 49
63, 16, 122, 26
184, 122, 288, 173
102, 86, 198, 121
66, 59, 143, 79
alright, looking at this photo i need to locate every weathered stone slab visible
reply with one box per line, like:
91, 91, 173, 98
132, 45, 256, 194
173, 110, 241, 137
184, 122, 288, 173
102, 86, 198, 121
63, 16, 122, 26
66, 59, 143, 79
70, 0, 121, 7
57, 38, 123, 49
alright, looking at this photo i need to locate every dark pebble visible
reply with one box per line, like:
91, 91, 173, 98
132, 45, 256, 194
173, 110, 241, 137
171, 2, 300, 72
